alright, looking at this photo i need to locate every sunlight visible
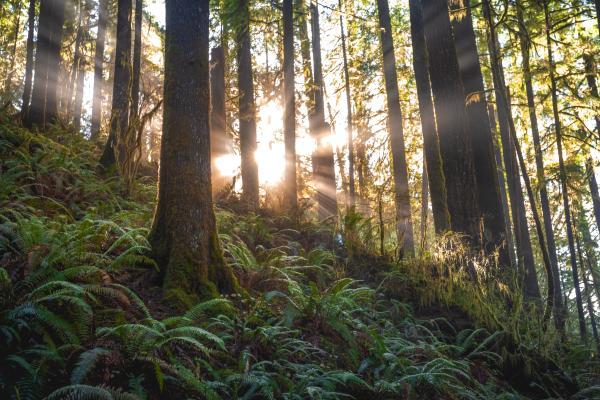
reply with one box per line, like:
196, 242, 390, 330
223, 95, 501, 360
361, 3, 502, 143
214, 154, 238, 177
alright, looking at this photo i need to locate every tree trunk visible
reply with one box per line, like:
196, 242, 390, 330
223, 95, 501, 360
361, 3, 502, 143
283, 0, 298, 210
376, 0, 414, 257
237, 0, 259, 210
21, 0, 36, 119
482, 0, 540, 300
26, 0, 66, 129
310, 1, 337, 220
408, 0, 450, 233
149, 0, 237, 306
90, 0, 108, 140
130, 0, 143, 120
339, 0, 355, 208
420, 163, 429, 251
583, 56, 600, 232
3, 2, 21, 102
542, 0, 587, 339
516, 0, 564, 328
450, 1, 509, 265
210, 46, 231, 198
66, 0, 84, 118
100, 0, 132, 169
574, 224, 599, 349
421, 0, 480, 240
73, 32, 87, 131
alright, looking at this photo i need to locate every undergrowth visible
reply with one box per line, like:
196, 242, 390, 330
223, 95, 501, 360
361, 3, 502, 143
0, 116, 598, 399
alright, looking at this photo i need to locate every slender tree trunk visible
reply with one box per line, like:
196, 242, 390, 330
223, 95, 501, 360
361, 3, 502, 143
100, 0, 132, 169
90, 0, 108, 140
488, 104, 517, 269
26, 0, 66, 129
575, 225, 599, 349
237, 0, 259, 209
282, 0, 298, 210
210, 46, 230, 198
408, 0, 450, 233
450, 1, 509, 265
516, 0, 564, 328
420, 163, 429, 252
310, 1, 337, 220
482, 0, 540, 300
149, 0, 237, 304
583, 56, 600, 232
378, 189, 385, 256
421, 0, 480, 240
339, 0, 355, 208
73, 36, 86, 130
66, 0, 84, 118
542, 0, 587, 339
21, 0, 36, 118
376, 0, 414, 257
130, 0, 143, 120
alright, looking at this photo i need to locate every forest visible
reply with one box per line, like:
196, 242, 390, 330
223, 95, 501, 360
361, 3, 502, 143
0, 0, 599, 398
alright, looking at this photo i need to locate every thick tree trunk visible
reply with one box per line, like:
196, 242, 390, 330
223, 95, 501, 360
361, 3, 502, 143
339, 0, 355, 208
408, 0, 450, 233
90, 0, 108, 140
516, 0, 564, 329
421, 0, 480, 240
542, 0, 587, 339
237, 0, 259, 210
376, 0, 414, 257
26, 0, 66, 129
483, 1, 540, 300
282, 0, 298, 210
310, 1, 337, 220
450, 1, 509, 265
210, 46, 231, 198
100, 0, 132, 169
21, 0, 36, 118
149, 0, 237, 305
130, 0, 143, 120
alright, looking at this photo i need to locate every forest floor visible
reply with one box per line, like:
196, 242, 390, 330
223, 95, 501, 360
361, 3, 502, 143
0, 114, 598, 399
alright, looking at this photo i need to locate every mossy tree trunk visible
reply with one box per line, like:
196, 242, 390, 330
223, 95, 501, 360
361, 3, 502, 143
150, 0, 237, 307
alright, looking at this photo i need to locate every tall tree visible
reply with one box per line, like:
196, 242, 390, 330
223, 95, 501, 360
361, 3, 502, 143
542, 0, 586, 338
310, 1, 337, 220
90, 0, 108, 140
210, 46, 231, 197
130, 0, 143, 119
20, 0, 36, 119
421, 0, 480, 241
408, 0, 450, 233
26, 0, 66, 129
66, 0, 84, 118
149, 0, 237, 303
99, 0, 133, 169
515, 0, 564, 327
376, 0, 414, 257
339, 0, 355, 208
3, 0, 21, 101
236, 0, 259, 209
583, 55, 600, 232
283, 0, 298, 210
450, 1, 509, 265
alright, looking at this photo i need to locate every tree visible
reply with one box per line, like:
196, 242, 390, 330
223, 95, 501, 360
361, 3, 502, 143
408, 0, 450, 233
421, 0, 480, 241
235, 0, 259, 210
99, 0, 133, 169
149, 0, 237, 304
210, 46, 231, 198
20, 0, 36, 119
130, 0, 143, 119
25, 0, 66, 129
282, 0, 297, 210
450, 0, 509, 265
90, 0, 108, 140
376, 0, 414, 257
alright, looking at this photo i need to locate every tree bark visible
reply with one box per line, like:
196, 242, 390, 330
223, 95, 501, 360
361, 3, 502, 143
542, 0, 586, 339
66, 0, 84, 118
26, 0, 66, 129
574, 223, 599, 350
339, 0, 355, 208
450, 1, 509, 265
237, 0, 259, 210
516, 0, 564, 328
421, 0, 480, 241
408, 0, 450, 233
283, 0, 298, 210
210, 46, 231, 198
376, 0, 414, 257
149, 0, 237, 305
310, 1, 337, 220
130, 0, 143, 120
3, 1, 21, 102
21, 0, 36, 119
99, 0, 132, 169
90, 0, 108, 140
